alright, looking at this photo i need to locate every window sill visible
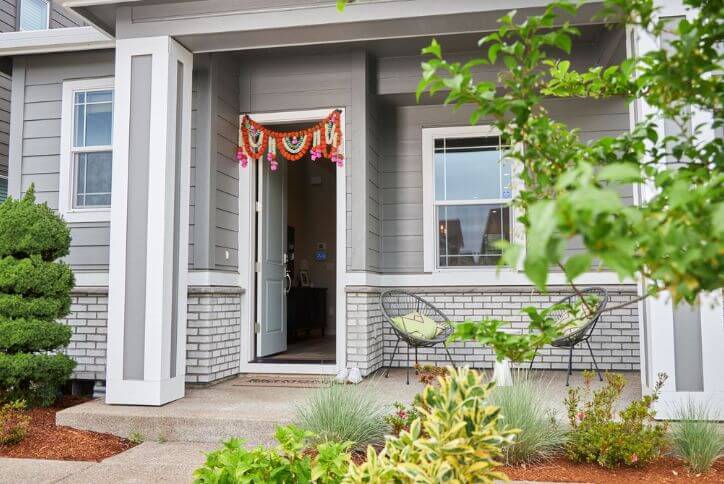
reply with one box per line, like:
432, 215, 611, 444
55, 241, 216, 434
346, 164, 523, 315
61, 208, 111, 223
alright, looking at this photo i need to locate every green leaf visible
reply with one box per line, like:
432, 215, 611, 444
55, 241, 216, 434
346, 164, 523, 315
421, 38, 441, 58
598, 163, 642, 182
713, 202, 724, 235
564, 253, 593, 282
488, 43, 502, 64
554, 33, 572, 53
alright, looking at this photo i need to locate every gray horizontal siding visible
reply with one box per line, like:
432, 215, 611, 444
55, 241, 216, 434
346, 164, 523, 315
49, 0, 86, 28
380, 97, 632, 273
0, 0, 15, 32
18, 51, 114, 271
214, 61, 240, 270
0, 73, 9, 179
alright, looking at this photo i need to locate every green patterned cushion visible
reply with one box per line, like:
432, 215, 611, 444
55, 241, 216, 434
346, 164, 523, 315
391, 311, 440, 339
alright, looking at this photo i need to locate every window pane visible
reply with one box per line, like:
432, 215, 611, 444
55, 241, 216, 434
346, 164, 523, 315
438, 204, 510, 267
85, 101, 113, 146
74, 152, 112, 208
434, 136, 507, 201
87, 91, 112, 103
73, 104, 85, 147
19, 0, 48, 31
0, 177, 7, 204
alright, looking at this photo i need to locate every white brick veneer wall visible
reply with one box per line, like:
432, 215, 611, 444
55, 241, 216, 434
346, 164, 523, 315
62, 286, 242, 384
346, 286, 640, 376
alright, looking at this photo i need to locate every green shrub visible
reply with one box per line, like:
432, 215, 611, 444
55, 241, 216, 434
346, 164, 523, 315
0, 189, 70, 261
489, 372, 566, 465
193, 424, 352, 484
0, 186, 75, 407
384, 401, 420, 436
0, 399, 31, 445
344, 367, 516, 483
295, 382, 388, 451
670, 400, 723, 473
565, 371, 668, 468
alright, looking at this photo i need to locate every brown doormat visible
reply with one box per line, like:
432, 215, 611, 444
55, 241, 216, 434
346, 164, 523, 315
232, 374, 332, 388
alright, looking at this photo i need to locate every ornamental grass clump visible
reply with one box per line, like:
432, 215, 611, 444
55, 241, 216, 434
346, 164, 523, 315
489, 372, 566, 465
0, 186, 75, 406
295, 380, 388, 451
670, 400, 724, 474
344, 367, 516, 483
565, 371, 668, 468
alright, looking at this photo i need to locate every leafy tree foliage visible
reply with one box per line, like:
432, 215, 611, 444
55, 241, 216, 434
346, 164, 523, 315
415, 0, 722, 360
0, 186, 75, 406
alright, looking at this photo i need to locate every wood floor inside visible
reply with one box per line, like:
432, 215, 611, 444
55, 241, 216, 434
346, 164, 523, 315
256, 335, 336, 363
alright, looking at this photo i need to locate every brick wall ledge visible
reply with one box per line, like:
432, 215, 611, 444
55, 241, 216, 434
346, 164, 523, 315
71, 286, 245, 295
188, 285, 245, 295
345, 284, 637, 294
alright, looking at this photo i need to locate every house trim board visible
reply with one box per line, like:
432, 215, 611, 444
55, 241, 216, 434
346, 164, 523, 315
0, 26, 113, 56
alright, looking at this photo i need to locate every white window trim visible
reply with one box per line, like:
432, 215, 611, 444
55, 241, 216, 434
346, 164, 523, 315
19, 0, 50, 31
59, 77, 114, 223
422, 125, 524, 274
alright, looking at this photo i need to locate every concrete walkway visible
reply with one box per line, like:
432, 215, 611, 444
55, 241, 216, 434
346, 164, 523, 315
0, 443, 562, 484
56, 369, 641, 445
0, 442, 216, 484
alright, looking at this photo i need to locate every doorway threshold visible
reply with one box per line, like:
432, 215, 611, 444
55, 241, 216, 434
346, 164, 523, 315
251, 357, 336, 365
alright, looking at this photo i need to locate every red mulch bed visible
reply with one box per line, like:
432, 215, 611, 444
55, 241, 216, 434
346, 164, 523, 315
504, 456, 724, 483
0, 395, 134, 462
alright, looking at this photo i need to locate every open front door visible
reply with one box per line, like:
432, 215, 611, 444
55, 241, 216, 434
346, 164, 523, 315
257, 158, 288, 357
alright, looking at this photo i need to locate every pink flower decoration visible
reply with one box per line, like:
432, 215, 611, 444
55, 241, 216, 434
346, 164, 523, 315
310, 147, 322, 161
331, 153, 344, 167
267, 152, 278, 171
236, 149, 249, 168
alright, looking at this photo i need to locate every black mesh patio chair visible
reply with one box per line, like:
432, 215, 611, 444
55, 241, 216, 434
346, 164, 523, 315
379, 290, 457, 384
528, 287, 609, 386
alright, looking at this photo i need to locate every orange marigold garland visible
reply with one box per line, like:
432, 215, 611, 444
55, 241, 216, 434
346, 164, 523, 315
237, 109, 344, 171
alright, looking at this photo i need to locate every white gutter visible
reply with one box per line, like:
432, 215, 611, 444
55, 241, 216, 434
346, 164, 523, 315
0, 26, 114, 56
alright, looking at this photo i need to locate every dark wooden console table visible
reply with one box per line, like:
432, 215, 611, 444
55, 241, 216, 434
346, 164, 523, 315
287, 287, 327, 339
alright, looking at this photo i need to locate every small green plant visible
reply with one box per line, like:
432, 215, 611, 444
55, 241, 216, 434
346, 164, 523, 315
295, 381, 388, 451
344, 367, 516, 483
670, 400, 723, 473
384, 401, 420, 436
0, 399, 30, 445
565, 371, 668, 468
0, 186, 75, 406
488, 373, 566, 465
194, 424, 351, 484
128, 430, 145, 445
414, 363, 448, 386
157, 433, 167, 444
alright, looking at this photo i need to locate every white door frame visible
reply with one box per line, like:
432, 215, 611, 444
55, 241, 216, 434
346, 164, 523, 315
238, 108, 347, 375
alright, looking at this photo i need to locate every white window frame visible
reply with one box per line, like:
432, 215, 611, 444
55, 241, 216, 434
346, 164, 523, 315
422, 125, 523, 274
59, 77, 114, 223
18, 0, 50, 31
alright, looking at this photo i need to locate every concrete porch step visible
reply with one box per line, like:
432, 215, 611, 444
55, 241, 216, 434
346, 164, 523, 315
56, 371, 426, 445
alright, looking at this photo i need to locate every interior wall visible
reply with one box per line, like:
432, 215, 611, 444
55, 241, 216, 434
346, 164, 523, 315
287, 156, 337, 335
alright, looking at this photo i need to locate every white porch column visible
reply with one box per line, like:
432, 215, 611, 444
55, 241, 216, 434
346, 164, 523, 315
628, 4, 724, 418
106, 36, 193, 405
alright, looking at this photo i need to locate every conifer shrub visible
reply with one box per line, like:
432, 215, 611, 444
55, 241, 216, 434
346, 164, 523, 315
0, 186, 75, 406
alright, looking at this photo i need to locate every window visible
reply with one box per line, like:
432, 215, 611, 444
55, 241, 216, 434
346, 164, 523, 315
0, 176, 7, 204
423, 126, 515, 271
59, 78, 114, 222
19, 0, 49, 31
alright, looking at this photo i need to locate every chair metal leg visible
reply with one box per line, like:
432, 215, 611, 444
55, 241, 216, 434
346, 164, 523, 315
444, 344, 457, 369
586, 340, 604, 381
566, 345, 574, 387
528, 347, 538, 371
405, 343, 410, 385
415, 346, 418, 367
385, 339, 400, 378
